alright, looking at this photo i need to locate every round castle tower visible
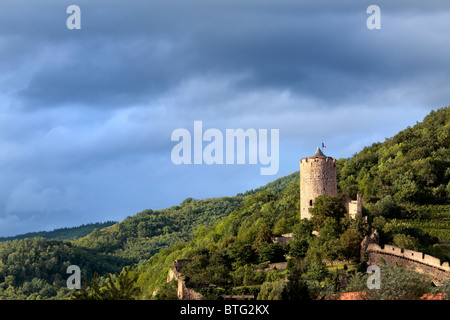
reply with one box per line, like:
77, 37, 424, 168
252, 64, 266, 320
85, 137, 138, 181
300, 147, 337, 220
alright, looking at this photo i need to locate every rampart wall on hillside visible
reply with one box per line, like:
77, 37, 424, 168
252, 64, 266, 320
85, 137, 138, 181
167, 259, 203, 300
363, 242, 450, 284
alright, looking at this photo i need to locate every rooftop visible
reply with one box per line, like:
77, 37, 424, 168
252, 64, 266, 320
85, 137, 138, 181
312, 147, 326, 157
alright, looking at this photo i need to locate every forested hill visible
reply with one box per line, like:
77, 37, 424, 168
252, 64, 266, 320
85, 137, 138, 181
133, 107, 449, 300
337, 107, 449, 205
242, 172, 299, 196
245, 106, 449, 206
0, 106, 448, 300
0, 221, 117, 242
0, 196, 243, 299
73, 196, 243, 262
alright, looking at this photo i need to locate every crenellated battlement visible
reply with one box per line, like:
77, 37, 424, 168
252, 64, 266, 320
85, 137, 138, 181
365, 243, 450, 272
300, 156, 336, 165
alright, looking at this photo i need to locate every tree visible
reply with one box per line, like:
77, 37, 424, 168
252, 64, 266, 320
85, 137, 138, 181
306, 262, 329, 282
257, 242, 285, 263
376, 195, 400, 218
338, 228, 363, 262
252, 223, 273, 250
75, 265, 140, 300
231, 265, 255, 286
318, 218, 341, 243
371, 215, 386, 230
273, 218, 291, 235
320, 239, 340, 263
344, 263, 433, 300
288, 239, 309, 259
392, 234, 420, 251
309, 195, 347, 231
368, 264, 433, 300
292, 219, 313, 241
257, 280, 286, 300
339, 175, 358, 200
206, 253, 232, 286
154, 279, 178, 300
281, 262, 310, 300
227, 241, 257, 266
433, 277, 450, 299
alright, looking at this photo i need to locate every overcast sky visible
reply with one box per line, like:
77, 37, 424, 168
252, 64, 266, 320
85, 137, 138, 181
0, 0, 449, 236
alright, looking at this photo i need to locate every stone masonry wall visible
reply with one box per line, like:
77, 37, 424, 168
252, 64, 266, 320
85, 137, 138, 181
364, 243, 450, 284
167, 259, 203, 300
300, 156, 337, 219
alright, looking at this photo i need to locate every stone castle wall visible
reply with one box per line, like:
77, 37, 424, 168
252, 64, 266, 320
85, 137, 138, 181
363, 242, 450, 284
341, 193, 363, 219
167, 259, 203, 300
300, 156, 337, 219
272, 233, 293, 245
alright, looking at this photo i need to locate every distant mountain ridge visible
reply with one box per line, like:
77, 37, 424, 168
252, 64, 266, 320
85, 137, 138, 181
0, 221, 117, 242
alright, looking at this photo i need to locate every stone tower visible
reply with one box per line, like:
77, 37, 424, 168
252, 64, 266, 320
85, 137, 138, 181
300, 147, 337, 220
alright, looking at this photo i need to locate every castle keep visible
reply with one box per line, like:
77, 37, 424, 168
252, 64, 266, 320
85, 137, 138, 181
300, 147, 337, 219
300, 147, 361, 220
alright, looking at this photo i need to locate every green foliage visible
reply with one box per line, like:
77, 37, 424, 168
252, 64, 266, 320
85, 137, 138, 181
306, 262, 329, 282
1, 107, 448, 300
433, 277, 450, 298
0, 197, 241, 300
257, 280, 286, 300
0, 238, 128, 299
135, 180, 301, 297
319, 218, 341, 242
397, 218, 450, 243
281, 262, 310, 300
309, 195, 347, 231
371, 216, 387, 230
338, 107, 450, 204
380, 219, 439, 253
288, 239, 309, 259
153, 279, 179, 300
376, 196, 401, 218
392, 234, 420, 251
257, 243, 286, 263
227, 242, 257, 267
75, 265, 140, 300
346, 263, 433, 300
273, 217, 297, 235
231, 265, 256, 286
0, 221, 117, 242
338, 228, 363, 261
244, 172, 298, 196
292, 219, 313, 241
74, 197, 242, 262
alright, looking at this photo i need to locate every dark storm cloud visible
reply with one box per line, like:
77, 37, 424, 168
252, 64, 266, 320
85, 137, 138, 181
0, 0, 449, 235
1, 0, 448, 110
16, 38, 186, 108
